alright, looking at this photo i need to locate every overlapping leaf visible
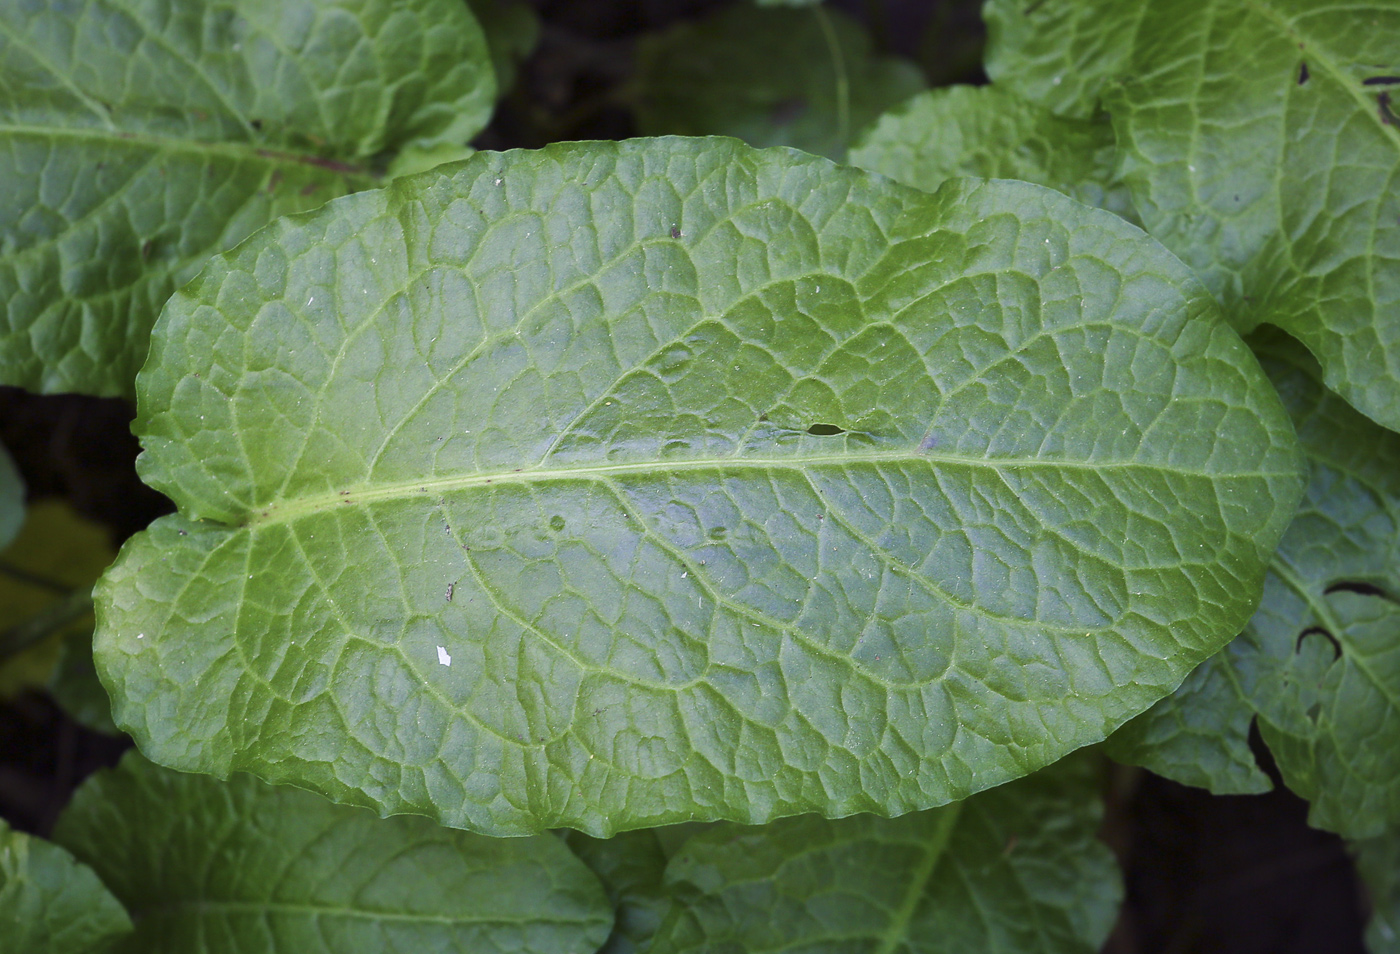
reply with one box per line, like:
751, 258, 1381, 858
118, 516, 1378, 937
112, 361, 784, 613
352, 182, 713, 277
50, 752, 612, 954
0, 0, 494, 396
562, 828, 672, 954
1108, 331, 1400, 836
1356, 831, 1400, 953
849, 84, 1136, 222
632, 6, 923, 159
646, 754, 1120, 954
95, 137, 1301, 837
0, 819, 132, 954
982, 0, 1148, 118
1109, 0, 1400, 431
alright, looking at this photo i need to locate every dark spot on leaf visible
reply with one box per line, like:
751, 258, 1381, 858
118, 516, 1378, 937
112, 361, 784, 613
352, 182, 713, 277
670, 226, 681, 239
1363, 76, 1400, 86
250, 119, 263, 131
758, 413, 769, 422
549, 515, 566, 532
919, 433, 938, 451
1298, 62, 1310, 84
708, 526, 727, 541
140, 239, 154, 261
1296, 625, 1342, 660
807, 423, 846, 436
300, 183, 319, 196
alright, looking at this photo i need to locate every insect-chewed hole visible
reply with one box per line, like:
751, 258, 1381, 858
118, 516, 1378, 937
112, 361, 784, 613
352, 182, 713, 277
1295, 625, 1342, 660
806, 423, 846, 436
1324, 580, 1395, 602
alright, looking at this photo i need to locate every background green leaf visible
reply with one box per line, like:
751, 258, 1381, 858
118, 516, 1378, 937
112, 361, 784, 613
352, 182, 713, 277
96, 137, 1301, 837
465, 0, 540, 98
849, 84, 1136, 223
632, 6, 924, 159
1109, 0, 1400, 431
645, 754, 1120, 953
1356, 830, 1400, 953
0, 0, 494, 396
1108, 330, 1400, 836
561, 828, 672, 954
50, 752, 613, 954
0, 500, 113, 699
982, 0, 1148, 118
0, 818, 132, 954
0, 441, 22, 549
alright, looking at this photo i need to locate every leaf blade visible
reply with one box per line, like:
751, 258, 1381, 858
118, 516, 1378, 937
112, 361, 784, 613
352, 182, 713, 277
97, 137, 1302, 836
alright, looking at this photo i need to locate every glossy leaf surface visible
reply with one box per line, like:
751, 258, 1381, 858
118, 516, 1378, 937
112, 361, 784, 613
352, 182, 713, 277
849, 84, 1136, 222
51, 752, 612, 954
0, 0, 493, 395
1109, 331, 1400, 835
633, 7, 924, 159
96, 137, 1301, 836
647, 755, 1120, 954
1110, 0, 1400, 430
0, 819, 132, 954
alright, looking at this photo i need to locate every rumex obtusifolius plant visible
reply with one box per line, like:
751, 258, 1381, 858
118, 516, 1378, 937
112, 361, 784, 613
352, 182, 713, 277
1, 1, 1397, 952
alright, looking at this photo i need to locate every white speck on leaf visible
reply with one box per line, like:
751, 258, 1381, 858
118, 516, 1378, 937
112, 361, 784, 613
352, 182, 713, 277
437, 646, 452, 667
136, 633, 144, 639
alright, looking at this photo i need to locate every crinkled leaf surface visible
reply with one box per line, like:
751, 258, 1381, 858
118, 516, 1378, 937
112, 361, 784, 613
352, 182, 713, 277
1109, 0, 1400, 431
0, 818, 132, 954
1103, 647, 1269, 795
0, 0, 494, 396
95, 137, 1302, 837
646, 754, 1120, 954
1109, 331, 1400, 836
561, 828, 671, 954
50, 751, 612, 954
1357, 830, 1400, 953
849, 85, 1137, 223
982, 0, 1148, 118
632, 7, 924, 160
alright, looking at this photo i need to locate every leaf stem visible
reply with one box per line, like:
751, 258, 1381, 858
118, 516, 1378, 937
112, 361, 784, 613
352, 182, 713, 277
814, 6, 851, 149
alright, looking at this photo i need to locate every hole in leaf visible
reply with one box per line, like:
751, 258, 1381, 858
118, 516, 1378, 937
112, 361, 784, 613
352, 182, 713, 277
1363, 75, 1400, 86
806, 423, 846, 436
1298, 61, 1310, 84
1295, 625, 1342, 660
1323, 580, 1396, 602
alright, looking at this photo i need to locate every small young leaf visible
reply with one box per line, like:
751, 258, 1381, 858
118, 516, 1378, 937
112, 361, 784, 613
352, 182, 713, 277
1109, 0, 1400, 430
647, 754, 1120, 953
0, 819, 132, 954
982, 0, 1149, 118
849, 84, 1137, 222
1109, 330, 1400, 837
632, 6, 924, 159
95, 137, 1302, 837
0, 0, 494, 396
50, 752, 613, 954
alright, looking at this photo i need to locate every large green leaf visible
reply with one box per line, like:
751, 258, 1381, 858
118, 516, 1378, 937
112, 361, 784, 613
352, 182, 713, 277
646, 754, 1120, 953
1108, 330, 1400, 836
849, 84, 1136, 223
0, 818, 132, 954
632, 6, 924, 160
95, 137, 1302, 837
0, 0, 494, 396
50, 752, 612, 954
1109, 0, 1400, 431
982, 0, 1148, 118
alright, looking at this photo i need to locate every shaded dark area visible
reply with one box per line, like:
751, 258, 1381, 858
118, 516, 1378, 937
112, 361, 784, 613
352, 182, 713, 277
1104, 732, 1369, 954
0, 2, 1377, 952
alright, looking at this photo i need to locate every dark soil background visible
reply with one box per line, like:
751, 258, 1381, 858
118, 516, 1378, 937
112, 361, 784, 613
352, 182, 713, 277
0, 1, 1374, 951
